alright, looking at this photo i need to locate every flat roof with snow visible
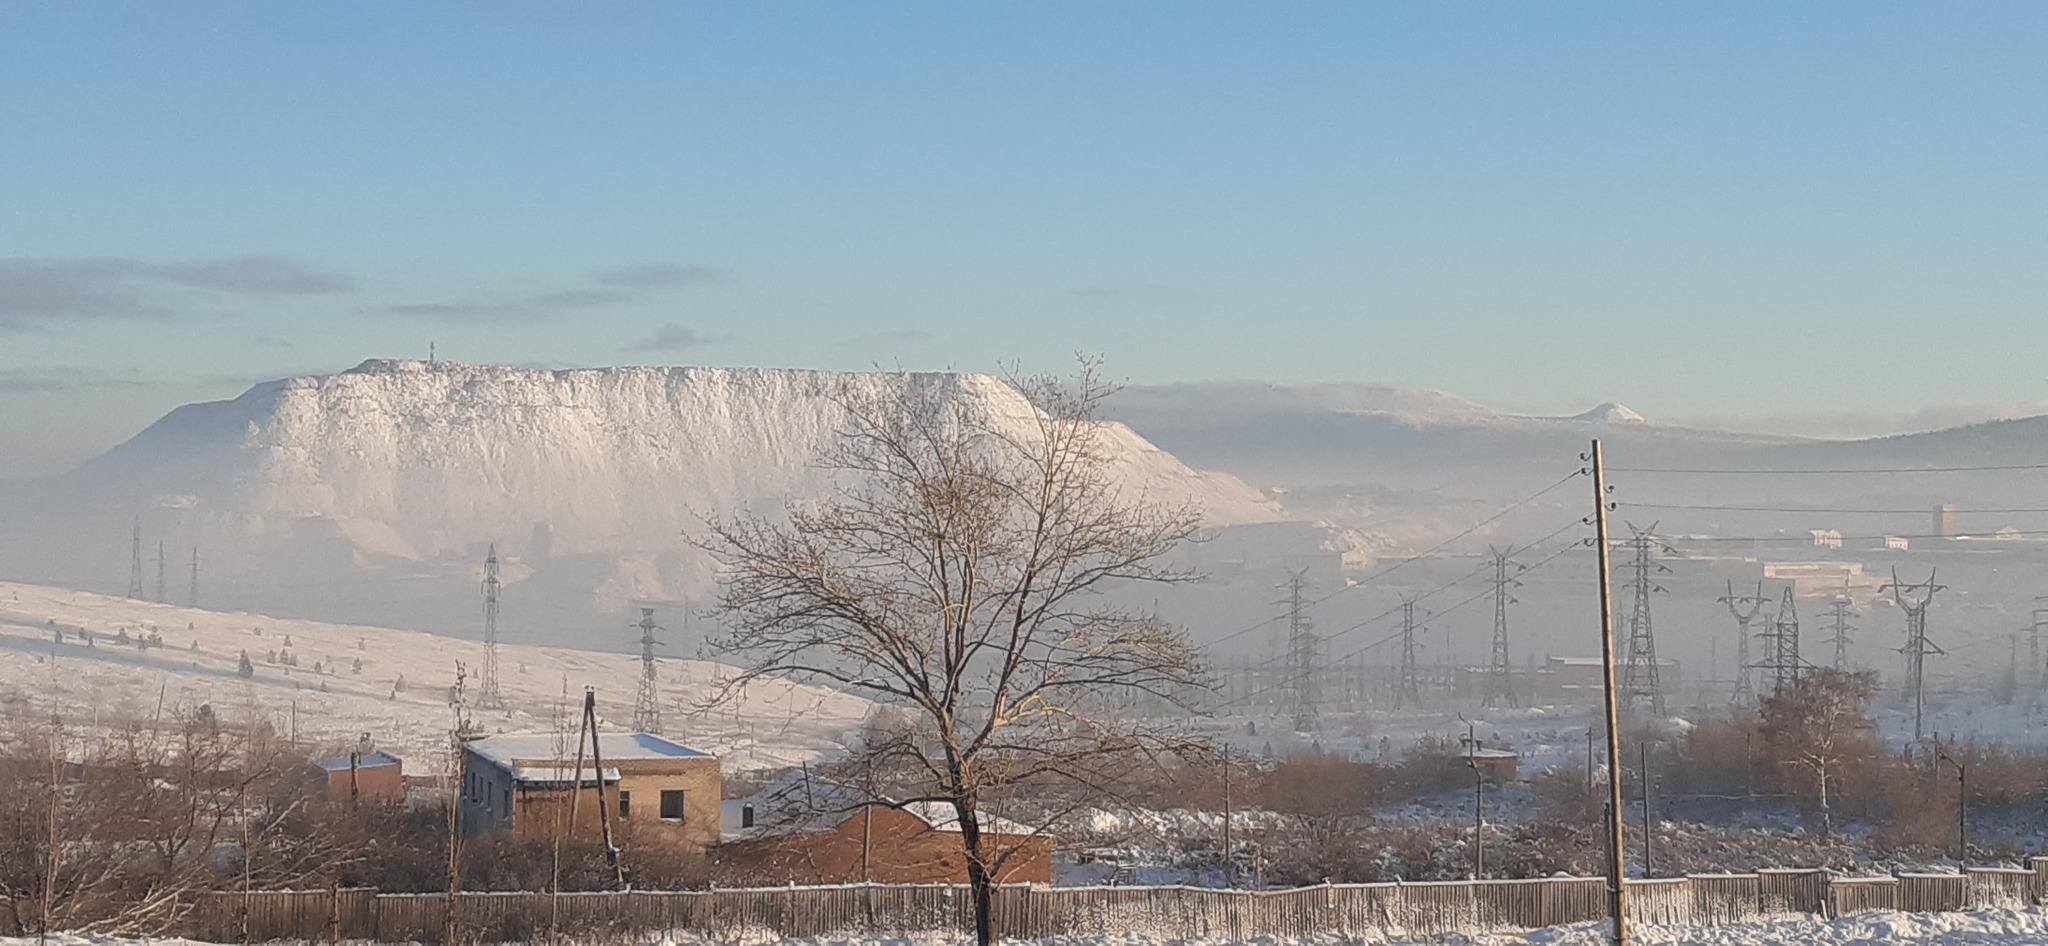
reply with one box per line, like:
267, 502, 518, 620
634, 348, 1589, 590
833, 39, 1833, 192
318, 750, 401, 771
464, 733, 711, 771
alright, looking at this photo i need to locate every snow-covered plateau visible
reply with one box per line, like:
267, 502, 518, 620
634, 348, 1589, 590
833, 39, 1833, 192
69, 360, 1281, 560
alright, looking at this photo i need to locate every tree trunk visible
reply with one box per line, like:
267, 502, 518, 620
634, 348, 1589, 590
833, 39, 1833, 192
955, 798, 996, 946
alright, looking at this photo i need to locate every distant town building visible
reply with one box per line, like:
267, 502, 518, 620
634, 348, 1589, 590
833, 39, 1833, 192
458, 732, 721, 849
1884, 535, 1910, 551
1761, 561, 1883, 598
1933, 504, 1958, 539
1809, 529, 1843, 549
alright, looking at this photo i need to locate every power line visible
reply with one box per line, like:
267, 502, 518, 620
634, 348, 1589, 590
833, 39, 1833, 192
1482, 546, 1522, 710
127, 519, 144, 600
1718, 580, 1767, 708
1213, 539, 1586, 713
1619, 503, 2048, 515
632, 608, 664, 734
478, 544, 503, 710
1394, 598, 1426, 712
1881, 567, 1946, 743
1823, 590, 1856, 671
1612, 463, 2048, 475
1667, 528, 2048, 544
1280, 570, 1320, 733
1618, 523, 1671, 716
1203, 515, 1596, 722
1751, 586, 1809, 699
1205, 469, 1584, 650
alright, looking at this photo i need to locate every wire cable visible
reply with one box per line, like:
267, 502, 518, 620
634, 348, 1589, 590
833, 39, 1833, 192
1204, 469, 1585, 650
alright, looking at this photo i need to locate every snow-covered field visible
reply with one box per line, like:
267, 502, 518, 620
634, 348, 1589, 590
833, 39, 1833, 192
0, 580, 872, 771
13, 906, 2048, 944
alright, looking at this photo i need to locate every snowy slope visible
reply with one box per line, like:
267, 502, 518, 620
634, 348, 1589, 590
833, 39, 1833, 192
14, 906, 2048, 944
0, 580, 871, 772
61, 361, 1279, 564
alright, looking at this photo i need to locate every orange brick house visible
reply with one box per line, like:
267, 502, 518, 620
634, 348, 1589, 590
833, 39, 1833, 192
719, 772, 1052, 885
316, 747, 404, 803
458, 733, 722, 849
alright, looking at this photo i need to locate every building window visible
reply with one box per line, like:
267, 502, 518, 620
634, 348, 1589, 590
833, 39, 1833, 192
659, 789, 685, 821
618, 790, 631, 819
501, 787, 510, 816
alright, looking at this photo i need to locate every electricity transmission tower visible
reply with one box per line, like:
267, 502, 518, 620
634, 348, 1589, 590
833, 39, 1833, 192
188, 547, 200, 609
1281, 570, 1321, 732
154, 541, 167, 603
127, 520, 144, 599
1719, 580, 1768, 707
1395, 598, 1426, 712
633, 608, 665, 734
1483, 546, 1523, 709
1880, 567, 1946, 742
477, 545, 504, 710
1752, 586, 1808, 698
1822, 589, 1857, 670
1618, 523, 1671, 716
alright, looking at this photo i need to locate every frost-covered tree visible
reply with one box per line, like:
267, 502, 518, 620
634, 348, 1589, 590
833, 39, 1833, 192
705, 362, 1204, 945
236, 650, 254, 678
1759, 668, 1879, 836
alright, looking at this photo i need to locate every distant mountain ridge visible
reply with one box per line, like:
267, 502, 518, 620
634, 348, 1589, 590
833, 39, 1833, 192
1108, 381, 2048, 543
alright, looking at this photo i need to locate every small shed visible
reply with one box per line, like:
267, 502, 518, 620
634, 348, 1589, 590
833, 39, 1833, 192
317, 749, 404, 802
1460, 744, 1520, 784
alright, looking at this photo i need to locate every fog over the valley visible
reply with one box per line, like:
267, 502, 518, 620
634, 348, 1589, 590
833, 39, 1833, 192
4, 359, 2047, 711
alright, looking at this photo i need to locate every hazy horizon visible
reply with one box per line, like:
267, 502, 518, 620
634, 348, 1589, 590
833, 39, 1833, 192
7, 358, 2048, 480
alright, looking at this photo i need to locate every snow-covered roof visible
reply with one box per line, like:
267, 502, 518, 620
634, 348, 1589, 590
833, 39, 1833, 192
317, 750, 401, 772
723, 771, 872, 840
464, 732, 711, 771
721, 772, 1038, 841
1460, 747, 1520, 761
897, 801, 1037, 837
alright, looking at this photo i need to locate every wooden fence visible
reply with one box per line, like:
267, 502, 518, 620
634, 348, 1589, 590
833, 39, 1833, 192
190, 860, 2048, 943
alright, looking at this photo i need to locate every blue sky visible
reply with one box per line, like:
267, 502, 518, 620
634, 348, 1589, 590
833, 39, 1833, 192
2, 2, 2045, 475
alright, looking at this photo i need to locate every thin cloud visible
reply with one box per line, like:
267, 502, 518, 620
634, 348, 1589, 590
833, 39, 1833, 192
0, 366, 170, 395
625, 324, 723, 352
382, 262, 728, 324
1069, 283, 1196, 310
1669, 401, 2048, 440
592, 263, 731, 290
841, 327, 935, 345
252, 334, 293, 348
0, 256, 352, 329
150, 257, 353, 294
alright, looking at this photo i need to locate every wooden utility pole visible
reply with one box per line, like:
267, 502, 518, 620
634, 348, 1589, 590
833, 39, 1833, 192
1589, 440, 1628, 945
582, 690, 626, 889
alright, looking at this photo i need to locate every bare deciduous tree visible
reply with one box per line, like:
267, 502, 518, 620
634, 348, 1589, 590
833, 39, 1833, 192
704, 362, 1205, 945
1759, 668, 1880, 836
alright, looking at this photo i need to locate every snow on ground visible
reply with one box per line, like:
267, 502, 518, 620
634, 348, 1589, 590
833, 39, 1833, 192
0, 580, 872, 771
15, 906, 2048, 944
